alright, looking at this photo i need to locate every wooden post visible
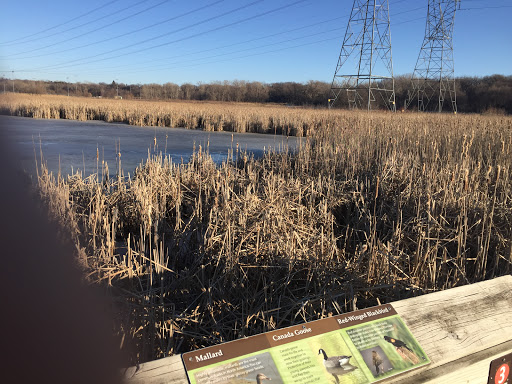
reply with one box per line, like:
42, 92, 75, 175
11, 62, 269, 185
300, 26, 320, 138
123, 276, 512, 383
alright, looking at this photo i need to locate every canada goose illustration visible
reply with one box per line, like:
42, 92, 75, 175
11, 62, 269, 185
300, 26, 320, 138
256, 373, 271, 383
318, 349, 357, 384
372, 350, 383, 375
318, 349, 352, 368
383, 336, 420, 364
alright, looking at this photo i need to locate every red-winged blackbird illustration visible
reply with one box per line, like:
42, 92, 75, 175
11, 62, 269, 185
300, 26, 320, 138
372, 350, 383, 375
383, 336, 420, 365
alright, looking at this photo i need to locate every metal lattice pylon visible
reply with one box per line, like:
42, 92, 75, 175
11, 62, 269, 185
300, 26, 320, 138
407, 0, 460, 113
329, 0, 396, 111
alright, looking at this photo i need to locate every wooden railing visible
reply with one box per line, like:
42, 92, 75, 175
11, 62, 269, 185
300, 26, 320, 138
123, 275, 512, 384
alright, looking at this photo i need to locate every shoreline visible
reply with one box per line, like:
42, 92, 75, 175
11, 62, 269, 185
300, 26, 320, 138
0, 114, 300, 178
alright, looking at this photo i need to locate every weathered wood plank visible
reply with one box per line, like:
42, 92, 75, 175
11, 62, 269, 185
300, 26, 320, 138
123, 275, 512, 383
393, 340, 512, 384
123, 355, 188, 384
383, 275, 512, 383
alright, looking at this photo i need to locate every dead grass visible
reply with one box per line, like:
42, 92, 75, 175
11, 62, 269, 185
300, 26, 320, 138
0, 93, 338, 136
31, 101, 512, 365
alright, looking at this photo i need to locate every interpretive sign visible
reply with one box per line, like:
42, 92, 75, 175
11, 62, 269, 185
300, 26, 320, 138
488, 353, 512, 384
182, 304, 429, 383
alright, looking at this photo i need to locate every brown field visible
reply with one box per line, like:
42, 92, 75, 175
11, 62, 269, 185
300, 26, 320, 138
3, 93, 512, 365
0, 92, 333, 136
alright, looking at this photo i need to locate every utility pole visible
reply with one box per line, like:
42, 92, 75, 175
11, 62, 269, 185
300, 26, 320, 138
12, 71, 15, 93
329, 0, 396, 111
406, 0, 461, 113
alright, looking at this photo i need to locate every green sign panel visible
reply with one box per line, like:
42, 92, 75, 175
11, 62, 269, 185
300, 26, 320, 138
183, 304, 429, 383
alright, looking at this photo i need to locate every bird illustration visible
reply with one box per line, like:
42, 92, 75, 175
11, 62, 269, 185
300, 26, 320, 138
256, 373, 271, 384
318, 349, 357, 384
383, 336, 420, 364
372, 350, 383, 375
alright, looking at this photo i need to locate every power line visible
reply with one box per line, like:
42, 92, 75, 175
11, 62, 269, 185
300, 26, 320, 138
28, 1, 421, 74
132, 35, 342, 75
391, 6, 426, 17
68, 33, 343, 78
71, 13, 350, 74
24, 0, 307, 73
8, 0, 508, 83
110, 26, 347, 74
0, 0, 122, 46
7, 0, 211, 60
15, 1, 423, 80
135, 2, 508, 77
7, 0, 420, 67
28, 0, 264, 72
460, 5, 512, 10
8, 0, 173, 58
393, 16, 427, 27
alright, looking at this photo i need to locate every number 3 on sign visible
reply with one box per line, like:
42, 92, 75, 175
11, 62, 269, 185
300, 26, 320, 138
496, 363, 510, 384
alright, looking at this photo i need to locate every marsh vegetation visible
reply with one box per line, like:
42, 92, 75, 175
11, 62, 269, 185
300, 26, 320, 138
4, 93, 512, 365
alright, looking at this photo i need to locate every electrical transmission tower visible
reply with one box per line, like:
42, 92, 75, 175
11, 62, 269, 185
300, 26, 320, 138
407, 0, 461, 113
329, 0, 396, 111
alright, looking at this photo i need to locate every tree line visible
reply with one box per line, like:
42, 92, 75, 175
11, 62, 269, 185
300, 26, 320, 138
1, 75, 510, 114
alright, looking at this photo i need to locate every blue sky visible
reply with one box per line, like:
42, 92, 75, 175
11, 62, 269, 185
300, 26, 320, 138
0, 0, 510, 85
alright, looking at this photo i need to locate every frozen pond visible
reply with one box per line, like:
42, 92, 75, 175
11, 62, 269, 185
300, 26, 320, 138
0, 115, 299, 177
